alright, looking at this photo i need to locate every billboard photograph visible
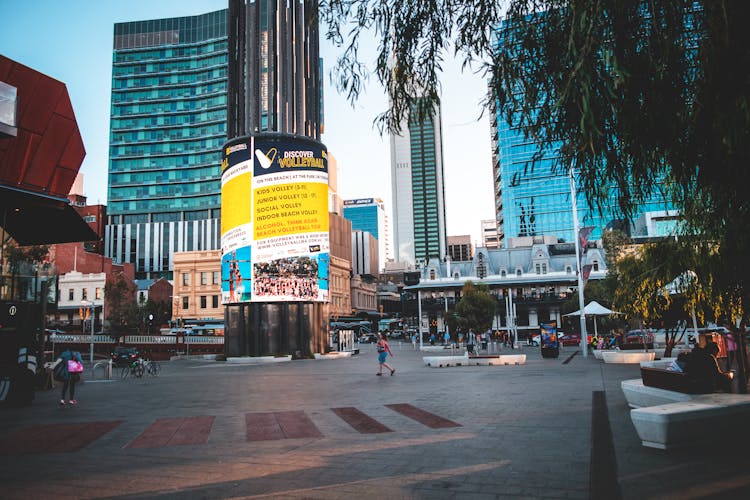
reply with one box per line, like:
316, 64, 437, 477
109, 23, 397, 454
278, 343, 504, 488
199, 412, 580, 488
221, 133, 329, 303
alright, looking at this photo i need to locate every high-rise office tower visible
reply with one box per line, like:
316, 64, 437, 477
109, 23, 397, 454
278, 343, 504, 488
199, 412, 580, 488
343, 198, 391, 269
390, 101, 447, 266
227, 0, 322, 139
106, 9, 228, 279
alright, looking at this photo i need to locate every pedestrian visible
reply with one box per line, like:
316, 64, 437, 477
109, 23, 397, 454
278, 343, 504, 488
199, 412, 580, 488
725, 330, 737, 370
467, 329, 476, 355
429, 333, 436, 346
444, 330, 450, 346
411, 333, 417, 349
376, 332, 395, 376
55, 349, 84, 406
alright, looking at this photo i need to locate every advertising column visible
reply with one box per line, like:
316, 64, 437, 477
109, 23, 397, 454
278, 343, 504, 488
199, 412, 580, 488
221, 134, 329, 304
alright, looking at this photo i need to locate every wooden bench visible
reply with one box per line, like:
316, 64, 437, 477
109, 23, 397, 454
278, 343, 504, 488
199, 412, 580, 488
640, 366, 700, 394
630, 394, 750, 450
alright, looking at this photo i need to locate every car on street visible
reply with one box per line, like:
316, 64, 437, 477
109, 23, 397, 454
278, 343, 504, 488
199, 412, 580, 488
111, 346, 139, 367
358, 333, 378, 344
625, 329, 655, 344
559, 333, 581, 346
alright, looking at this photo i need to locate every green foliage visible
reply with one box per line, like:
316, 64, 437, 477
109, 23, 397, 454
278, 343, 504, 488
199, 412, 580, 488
321, 0, 750, 320
104, 272, 137, 337
455, 282, 496, 333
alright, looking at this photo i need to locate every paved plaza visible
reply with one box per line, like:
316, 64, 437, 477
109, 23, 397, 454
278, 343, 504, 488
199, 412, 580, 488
1, 342, 747, 499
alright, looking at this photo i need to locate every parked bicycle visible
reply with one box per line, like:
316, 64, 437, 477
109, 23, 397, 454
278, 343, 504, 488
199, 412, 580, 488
120, 358, 144, 379
120, 357, 161, 379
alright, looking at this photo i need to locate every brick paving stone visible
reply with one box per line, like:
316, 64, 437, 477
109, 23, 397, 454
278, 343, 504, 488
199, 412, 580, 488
0, 346, 746, 498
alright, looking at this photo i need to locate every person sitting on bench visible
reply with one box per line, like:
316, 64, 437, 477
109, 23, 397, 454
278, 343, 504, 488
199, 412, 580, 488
685, 341, 733, 393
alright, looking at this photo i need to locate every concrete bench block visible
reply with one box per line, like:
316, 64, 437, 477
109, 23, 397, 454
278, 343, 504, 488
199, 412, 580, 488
621, 379, 695, 409
602, 351, 656, 364
422, 355, 467, 367
423, 354, 526, 367
630, 394, 750, 450
467, 354, 526, 366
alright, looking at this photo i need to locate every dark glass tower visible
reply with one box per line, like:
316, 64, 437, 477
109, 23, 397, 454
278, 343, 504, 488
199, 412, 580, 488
227, 0, 322, 139
106, 9, 228, 279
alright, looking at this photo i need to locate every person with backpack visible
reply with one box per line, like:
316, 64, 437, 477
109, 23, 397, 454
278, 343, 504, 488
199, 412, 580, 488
54, 350, 83, 406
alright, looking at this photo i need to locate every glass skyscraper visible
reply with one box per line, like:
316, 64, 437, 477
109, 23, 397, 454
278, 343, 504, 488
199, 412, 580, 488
106, 10, 228, 279
490, 22, 674, 246
390, 101, 447, 266
343, 198, 391, 266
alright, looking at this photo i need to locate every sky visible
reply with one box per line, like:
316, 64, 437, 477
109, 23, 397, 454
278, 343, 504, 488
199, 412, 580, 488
0, 0, 496, 247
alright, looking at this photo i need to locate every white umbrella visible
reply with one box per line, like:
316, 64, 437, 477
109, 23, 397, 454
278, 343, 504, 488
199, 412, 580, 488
563, 301, 623, 336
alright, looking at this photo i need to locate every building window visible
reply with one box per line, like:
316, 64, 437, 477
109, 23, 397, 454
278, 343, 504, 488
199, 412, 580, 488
200, 296, 207, 308
95, 287, 102, 299
535, 264, 541, 275
182, 296, 188, 309
542, 263, 547, 274
139, 291, 145, 303
430, 269, 436, 280
212, 295, 219, 308
182, 273, 190, 286
82, 289, 88, 300
566, 266, 572, 274
212, 271, 219, 285
500, 269, 507, 278
68, 289, 74, 301
516, 269, 522, 277
593, 260, 599, 271
201, 272, 208, 285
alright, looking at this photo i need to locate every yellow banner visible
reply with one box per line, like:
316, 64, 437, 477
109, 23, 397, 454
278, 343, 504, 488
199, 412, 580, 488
253, 182, 329, 240
221, 170, 252, 235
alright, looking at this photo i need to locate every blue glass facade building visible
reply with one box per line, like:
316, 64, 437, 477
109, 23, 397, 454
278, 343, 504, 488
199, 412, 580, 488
490, 18, 674, 246
106, 10, 228, 278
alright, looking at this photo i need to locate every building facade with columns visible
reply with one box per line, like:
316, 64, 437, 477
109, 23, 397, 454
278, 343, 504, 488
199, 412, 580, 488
403, 237, 607, 338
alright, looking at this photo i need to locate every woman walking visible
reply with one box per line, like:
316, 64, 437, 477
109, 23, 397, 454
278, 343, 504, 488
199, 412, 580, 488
376, 333, 395, 376
56, 349, 83, 406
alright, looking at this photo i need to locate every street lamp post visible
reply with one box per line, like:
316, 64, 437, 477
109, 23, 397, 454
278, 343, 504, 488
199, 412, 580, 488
569, 166, 588, 358
81, 300, 93, 364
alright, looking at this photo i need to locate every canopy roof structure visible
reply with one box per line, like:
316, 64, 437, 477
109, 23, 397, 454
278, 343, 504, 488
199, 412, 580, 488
564, 301, 622, 317
0, 55, 97, 245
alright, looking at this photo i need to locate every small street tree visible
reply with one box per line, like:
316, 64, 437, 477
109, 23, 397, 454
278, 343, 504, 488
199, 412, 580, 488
104, 272, 137, 338
455, 282, 495, 335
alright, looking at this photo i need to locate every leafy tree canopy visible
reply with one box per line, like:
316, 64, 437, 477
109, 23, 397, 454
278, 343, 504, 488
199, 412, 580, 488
321, 0, 750, 311
455, 281, 496, 333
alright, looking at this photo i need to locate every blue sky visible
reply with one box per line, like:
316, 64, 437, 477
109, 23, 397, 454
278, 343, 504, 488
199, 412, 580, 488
0, 0, 495, 246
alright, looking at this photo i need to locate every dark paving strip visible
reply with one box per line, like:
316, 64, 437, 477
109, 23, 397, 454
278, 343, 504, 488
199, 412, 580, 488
590, 391, 622, 500
385, 404, 461, 429
562, 351, 579, 364
274, 410, 323, 439
246, 412, 285, 441
126, 416, 214, 448
332, 407, 393, 434
0, 421, 121, 455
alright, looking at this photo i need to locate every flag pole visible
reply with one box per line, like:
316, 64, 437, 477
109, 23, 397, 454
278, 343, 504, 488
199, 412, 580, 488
570, 166, 588, 357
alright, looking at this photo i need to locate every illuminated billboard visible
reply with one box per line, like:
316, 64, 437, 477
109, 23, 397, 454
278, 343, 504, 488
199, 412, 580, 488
221, 134, 329, 303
